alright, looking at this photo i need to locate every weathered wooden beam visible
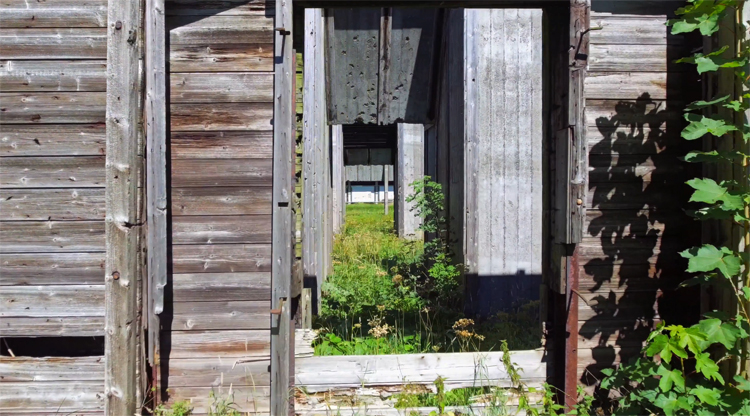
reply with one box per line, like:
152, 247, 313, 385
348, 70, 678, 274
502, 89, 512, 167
331, 125, 344, 234
104, 0, 143, 412
145, 0, 167, 390
271, 0, 294, 414
396, 123, 424, 240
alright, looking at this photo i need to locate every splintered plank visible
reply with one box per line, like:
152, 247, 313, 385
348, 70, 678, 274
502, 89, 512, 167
0, 189, 105, 221
171, 158, 272, 187
0, 60, 106, 92
0, 124, 106, 156
171, 131, 272, 159
0, 220, 104, 253
168, 330, 271, 358
0, 252, 105, 286
167, 357, 270, 387
170, 73, 273, 103
0, 316, 104, 336
0, 92, 106, 123
172, 300, 270, 330
0, 156, 105, 188
171, 244, 272, 274
172, 215, 271, 244
169, 43, 273, 72
0, 285, 104, 317
0, 29, 107, 59
0, 382, 104, 413
171, 187, 272, 216
0, 0, 107, 28
0, 356, 104, 382
170, 102, 273, 131
172, 272, 270, 302
168, 15, 273, 44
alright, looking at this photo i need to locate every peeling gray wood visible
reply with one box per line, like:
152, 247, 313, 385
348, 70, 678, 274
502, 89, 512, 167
0, 221, 104, 253
0, 317, 104, 337
0, 156, 104, 188
167, 357, 270, 387
0, 125, 105, 157
1, 285, 104, 317
463, 9, 543, 275
0, 252, 105, 286
0, 0, 107, 28
396, 123, 423, 240
0, 60, 106, 92
0, 357, 104, 382
104, 0, 143, 411
0, 29, 107, 59
0, 92, 106, 124
0, 189, 105, 221
171, 272, 270, 302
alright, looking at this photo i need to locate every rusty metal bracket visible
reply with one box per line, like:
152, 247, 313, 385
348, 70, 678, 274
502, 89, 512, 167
270, 298, 286, 315
275, 27, 290, 35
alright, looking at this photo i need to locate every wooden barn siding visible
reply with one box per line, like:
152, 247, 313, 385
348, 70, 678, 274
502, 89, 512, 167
164, 0, 273, 412
578, 2, 701, 387
0, 0, 108, 413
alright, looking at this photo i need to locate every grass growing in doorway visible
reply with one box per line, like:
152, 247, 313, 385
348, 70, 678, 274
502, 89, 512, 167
314, 202, 541, 356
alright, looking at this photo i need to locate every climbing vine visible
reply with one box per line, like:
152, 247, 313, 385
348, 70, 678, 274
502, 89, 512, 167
601, 1, 750, 415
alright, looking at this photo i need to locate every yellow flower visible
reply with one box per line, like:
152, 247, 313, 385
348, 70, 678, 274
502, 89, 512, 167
353, 323, 362, 329
377, 305, 386, 312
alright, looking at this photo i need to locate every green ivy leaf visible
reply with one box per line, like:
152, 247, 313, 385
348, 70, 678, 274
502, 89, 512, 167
646, 334, 669, 358
699, 318, 741, 350
734, 375, 750, 391
743, 287, 750, 301
683, 149, 744, 163
654, 391, 686, 416
695, 352, 724, 384
686, 95, 730, 110
657, 366, 686, 392
678, 326, 707, 354
724, 100, 745, 111
690, 385, 722, 406
686, 178, 744, 211
680, 245, 742, 279
682, 114, 738, 140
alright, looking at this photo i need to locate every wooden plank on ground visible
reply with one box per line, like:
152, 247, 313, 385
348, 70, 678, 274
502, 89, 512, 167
0, 357, 104, 382
170, 158, 272, 187
0, 0, 107, 28
168, 330, 271, 358
173, 300, 271, 330
170, 102, 272, 131
0, 29, 107, 59
170, 73, 273, 103
172, 272, 270, 302
0, 285, 104, 317
0, 220, 104, 253
0, 252, 105, 286
171, 187, 272, 216
0, 189, 105, 221
0, 156, 105, 188
0, 316, 104, 336
0, 124, 106, 157
167, 357, 270, 387
167, 15, 273, 44
171, 131, 273, 159
169, 43, 274, 72
172, 215, 272, 244
0, 60, 107, 92
0, 92, 106, 124
295, 351, 547, 393
171, 244, 272, 274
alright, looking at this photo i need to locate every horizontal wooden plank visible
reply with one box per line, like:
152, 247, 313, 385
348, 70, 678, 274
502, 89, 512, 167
0, 356, 104, 382
0, 252, 104, 286
172, 186, 272, 216
169, 43, 273, 72
0, 124, 105, 156
168, 357, 269, 388
170, 102, 273, 131
0, 316, 104, 336
587, 182, 691, 209
589, 44, 687, 72
171, 131, 272, 159
585, 209, 691, 239
0, 285, 103, 317
0, 0, 107, 28
588, 154, 693, 184
0, 29, 106, 59
0, 60, 106, 92
295, 351, 546, 393
578, 237, 691, 264
170, 72, 273, 103
168, 330, 270, 358
0, 220, 104, 253
579, 263, 688, 291
173, 300, 270, 330
589, 16, 675, 45
168, 15, 273, 45
0, 189, 105, 221
172, 215, 272, 245
0, 92, 106, 123
578, 318, 657, 349
166, 386, 269, 414
586, 126, 684, 156
172, 244, 272, 274
585, 72, 694, 101
0, 382, 104, 412
173, 272, 270, 302
166, 0, 272, 16
0, 156, 104, 188
586, 99, 686, 128
171, 158, 272, 187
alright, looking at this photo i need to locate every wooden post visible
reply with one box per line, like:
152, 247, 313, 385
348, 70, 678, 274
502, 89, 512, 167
331, 125, 344, 234
271, 0, 294, 414
396, 123, 424, 240
104, 0, 143, 413
144, 0, 166, 392
383, 165, 389, 215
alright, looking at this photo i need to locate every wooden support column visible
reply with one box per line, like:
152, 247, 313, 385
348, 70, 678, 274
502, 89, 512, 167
144, 0, 166, 393
271, 0, 294, 413
331, 125, 344, 234
104, 0, 143, 413
396, 123, 424, 240
384, 165, 389, 215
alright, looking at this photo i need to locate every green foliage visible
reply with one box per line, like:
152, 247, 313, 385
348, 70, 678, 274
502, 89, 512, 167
207, 391, 241, 416
154, 401, 193, 416
602, 1, 750, 414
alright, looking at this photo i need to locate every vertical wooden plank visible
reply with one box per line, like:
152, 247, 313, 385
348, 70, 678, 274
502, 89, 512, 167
271, 0, 294, 414
463, 9, 478, 274
383, 165, 389, 215
331, 125, 344, 234
144, 0, 166, 384
396, 123, 424, 240
104, 0, 143, 413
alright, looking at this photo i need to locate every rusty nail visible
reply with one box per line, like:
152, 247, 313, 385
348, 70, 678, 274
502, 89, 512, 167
270, 308, 282, 315
115, 21, 122, 30
576, 198, 583, 206
112, 271, 120, 280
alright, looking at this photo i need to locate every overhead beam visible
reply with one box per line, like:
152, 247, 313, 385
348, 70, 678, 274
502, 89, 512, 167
104, 0, 143, 413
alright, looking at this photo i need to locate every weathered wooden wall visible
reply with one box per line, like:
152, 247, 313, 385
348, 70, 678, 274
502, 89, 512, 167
0, 0, 108, 412
577, 0, 701, 387
164, 0, 274, 412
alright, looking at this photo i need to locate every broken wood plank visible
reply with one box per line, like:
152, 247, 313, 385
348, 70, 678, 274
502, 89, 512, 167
172, 215, 272, 244
170, 73, 273, 103
171, 244, 272, 274
171, 187, 272, 216
0, 60, 106, 92
171, 131, 273, 159
0, 252, 105, 286
170, 102, 272, 131
171, 158, 272, 187
172, 272, 270, 302
169, 43, 273, 72
0, 220, 104, 253
0, 124, 106, 157
0, 156, 105, 188
172, 300, 271, 330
